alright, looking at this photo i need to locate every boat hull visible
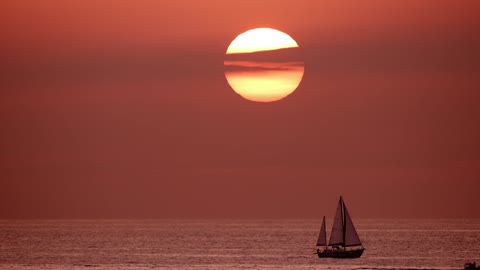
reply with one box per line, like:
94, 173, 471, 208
317, 248, 364, 258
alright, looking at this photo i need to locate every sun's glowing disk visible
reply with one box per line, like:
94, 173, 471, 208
226, 28, 299, 54
224, 28, 303, 102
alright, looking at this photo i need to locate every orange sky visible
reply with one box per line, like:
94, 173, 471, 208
1, 1, 479, 218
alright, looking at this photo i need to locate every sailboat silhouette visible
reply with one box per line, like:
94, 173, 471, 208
316, 196, 364, 258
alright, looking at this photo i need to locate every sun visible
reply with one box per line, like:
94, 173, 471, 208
226, 28, 299, 54
224, 28, 304, 102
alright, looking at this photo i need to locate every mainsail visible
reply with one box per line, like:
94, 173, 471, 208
316, 216, 327, 247
328, 197, 344, 246
327, 196, 362, 247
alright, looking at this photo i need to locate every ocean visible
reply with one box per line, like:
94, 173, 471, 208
0, 219, 479, 270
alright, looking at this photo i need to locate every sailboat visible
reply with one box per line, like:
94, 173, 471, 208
316, 196, 364, 258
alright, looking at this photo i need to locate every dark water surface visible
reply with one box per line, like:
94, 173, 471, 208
1, 219, 479, 269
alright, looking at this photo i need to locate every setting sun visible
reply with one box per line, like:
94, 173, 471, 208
224, 28, 304, 102
226, 28, 299, 54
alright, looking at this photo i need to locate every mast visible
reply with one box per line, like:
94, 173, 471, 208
342, 196, 346, 248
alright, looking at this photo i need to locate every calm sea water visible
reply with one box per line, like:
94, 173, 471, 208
0, 219, 479, 270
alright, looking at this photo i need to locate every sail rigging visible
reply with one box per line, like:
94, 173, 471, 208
326, 196, 362, 247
